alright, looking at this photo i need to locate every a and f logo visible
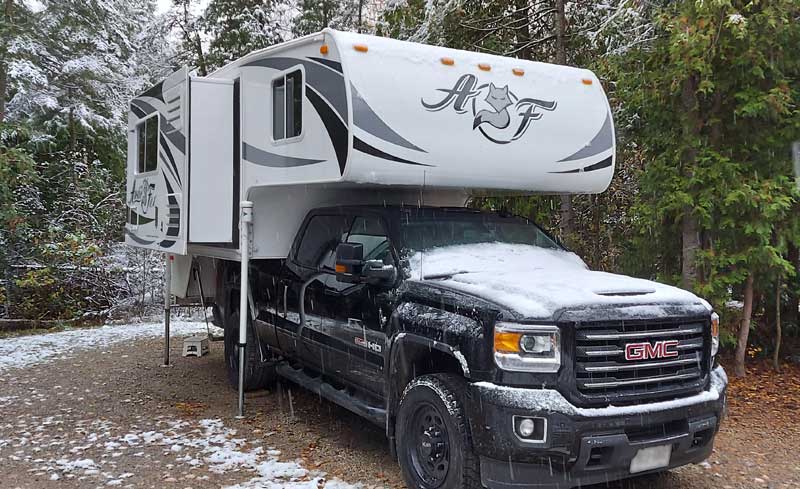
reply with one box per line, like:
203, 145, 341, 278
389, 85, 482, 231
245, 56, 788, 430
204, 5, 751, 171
624, 340, 679, 361
421, 73, 556, 144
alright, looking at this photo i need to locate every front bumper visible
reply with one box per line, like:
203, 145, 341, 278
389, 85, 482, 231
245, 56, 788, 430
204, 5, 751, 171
466, 366, 728, 489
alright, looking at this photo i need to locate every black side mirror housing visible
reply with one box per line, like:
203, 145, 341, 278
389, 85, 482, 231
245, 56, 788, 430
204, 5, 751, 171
335, 242, 364, 283
335, 242, 397, 286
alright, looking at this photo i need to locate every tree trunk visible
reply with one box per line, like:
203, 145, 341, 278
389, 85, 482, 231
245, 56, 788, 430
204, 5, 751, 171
357, 0, 363, 33
193, 33, 207, 76
181, 1, 207, 76
3, 241, 12, 318
513, 0, 532, 61
0, 0, 14, 123
773, 278, 782, 372
681, 211, 700, 289
592, 193, 601, 268
680, 74, 701, 290
786, 243, 799, 327
554, 0, 573, 242
734, 274, 755, 377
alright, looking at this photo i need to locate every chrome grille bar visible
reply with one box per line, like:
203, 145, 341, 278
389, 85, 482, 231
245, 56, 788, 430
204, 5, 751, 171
580, 327, 703, 341
580, 354, 700, 373
580, 372, 700, 389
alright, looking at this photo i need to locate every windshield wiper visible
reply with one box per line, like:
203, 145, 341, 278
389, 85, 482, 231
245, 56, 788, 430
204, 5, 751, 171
423, 271, 472, 280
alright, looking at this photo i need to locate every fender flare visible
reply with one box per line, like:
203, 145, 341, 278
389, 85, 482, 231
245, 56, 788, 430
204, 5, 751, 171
388, 332, 471, 379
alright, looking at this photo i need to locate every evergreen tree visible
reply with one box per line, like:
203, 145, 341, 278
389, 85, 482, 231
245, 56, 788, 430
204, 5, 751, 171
294, 0, 366, 36
202, 0, 292, 70
615, 0, 800, 376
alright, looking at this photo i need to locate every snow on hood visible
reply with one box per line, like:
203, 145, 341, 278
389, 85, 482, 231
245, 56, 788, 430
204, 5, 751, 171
406, 243, 704, 319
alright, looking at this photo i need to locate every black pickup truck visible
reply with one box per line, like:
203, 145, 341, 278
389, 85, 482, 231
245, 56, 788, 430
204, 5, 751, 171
213, 204, 728, 489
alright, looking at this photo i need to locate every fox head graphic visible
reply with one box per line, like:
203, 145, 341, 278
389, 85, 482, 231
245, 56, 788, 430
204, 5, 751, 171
473, 83, 512, 130
485, 83, 512, 112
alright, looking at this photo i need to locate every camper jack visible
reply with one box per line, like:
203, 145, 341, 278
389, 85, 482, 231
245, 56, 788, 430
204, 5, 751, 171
127, 30, 726, 489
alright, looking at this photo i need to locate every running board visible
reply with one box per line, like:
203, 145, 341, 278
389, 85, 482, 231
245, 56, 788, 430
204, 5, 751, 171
275, 364, 386, 426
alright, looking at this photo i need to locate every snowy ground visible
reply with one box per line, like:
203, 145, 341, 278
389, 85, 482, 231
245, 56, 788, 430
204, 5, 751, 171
0, 321, 207, 373
0, 322, 370, 489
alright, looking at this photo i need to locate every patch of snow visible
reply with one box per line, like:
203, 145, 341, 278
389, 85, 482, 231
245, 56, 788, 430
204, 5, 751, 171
0, 321, 207, 372
451, 350, 470, 377
10, 414, 366, 488
407, 243, 704, 319
727, 13, 746, 25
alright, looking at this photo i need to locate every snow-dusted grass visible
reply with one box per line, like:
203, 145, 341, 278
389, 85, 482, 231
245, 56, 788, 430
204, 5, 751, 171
0, 321, 368, 488
0, 321, 207, 373
3, 413, 363, 488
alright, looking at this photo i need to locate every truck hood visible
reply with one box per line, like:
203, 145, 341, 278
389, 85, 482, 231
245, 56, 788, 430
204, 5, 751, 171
406, 243, 708, 320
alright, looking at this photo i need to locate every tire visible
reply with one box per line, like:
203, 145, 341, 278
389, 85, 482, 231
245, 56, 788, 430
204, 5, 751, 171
396, 374, 481, 489
224, 310, 276, 391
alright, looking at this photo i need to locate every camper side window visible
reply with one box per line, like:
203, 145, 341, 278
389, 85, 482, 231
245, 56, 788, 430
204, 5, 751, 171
272, 69, 303, 141
136, 115, 158, 174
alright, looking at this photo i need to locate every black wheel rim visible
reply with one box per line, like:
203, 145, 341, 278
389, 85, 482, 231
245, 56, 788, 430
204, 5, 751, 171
408, 402, 450, 488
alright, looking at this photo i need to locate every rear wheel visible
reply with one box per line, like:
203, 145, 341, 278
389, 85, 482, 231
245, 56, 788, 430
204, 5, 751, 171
224, 309, 276, 391
396, 374, 481, 489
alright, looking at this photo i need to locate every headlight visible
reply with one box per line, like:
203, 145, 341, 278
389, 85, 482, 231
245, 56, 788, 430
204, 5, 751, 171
494, 323, 560, 373
710, 312, 720, 357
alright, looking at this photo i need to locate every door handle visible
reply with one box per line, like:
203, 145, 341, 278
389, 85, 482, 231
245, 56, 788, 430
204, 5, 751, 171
282, 284, 288, 318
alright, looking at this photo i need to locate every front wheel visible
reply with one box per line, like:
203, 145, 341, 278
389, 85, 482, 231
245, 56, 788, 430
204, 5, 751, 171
396, 374, 481, 489
224, 310, 276, 391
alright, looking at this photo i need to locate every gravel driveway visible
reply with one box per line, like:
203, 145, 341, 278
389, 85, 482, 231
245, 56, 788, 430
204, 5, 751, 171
0, 322, 797, 488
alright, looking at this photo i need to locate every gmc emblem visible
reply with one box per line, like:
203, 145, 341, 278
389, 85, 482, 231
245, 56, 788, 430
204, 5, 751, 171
625, 340, 679, 361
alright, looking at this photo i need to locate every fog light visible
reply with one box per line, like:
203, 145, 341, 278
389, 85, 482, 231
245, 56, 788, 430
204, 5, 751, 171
519, 418, 536, 437
513, 416, 547, 443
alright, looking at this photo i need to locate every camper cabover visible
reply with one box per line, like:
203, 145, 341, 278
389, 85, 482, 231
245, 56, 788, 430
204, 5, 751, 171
126, 30, 726, 489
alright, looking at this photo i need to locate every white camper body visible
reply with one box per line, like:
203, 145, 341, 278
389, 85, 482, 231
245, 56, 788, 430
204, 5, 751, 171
125, 30, 615, 266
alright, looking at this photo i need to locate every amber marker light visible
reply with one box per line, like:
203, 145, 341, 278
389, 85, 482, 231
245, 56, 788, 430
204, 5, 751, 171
711, 313, 719, 338
582, 78, 593, 85
441, 57, 454, 66
478, 63, 491, 71
494, 331, 523, 353
512, 68, 525, 76
354, 44, 368, 53
319, 44, 329, 55
335, 264, 347, 273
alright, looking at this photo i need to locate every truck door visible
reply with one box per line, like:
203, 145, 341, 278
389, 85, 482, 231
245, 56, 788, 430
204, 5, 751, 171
279, 214, 353, 371
317, 215, 392, 397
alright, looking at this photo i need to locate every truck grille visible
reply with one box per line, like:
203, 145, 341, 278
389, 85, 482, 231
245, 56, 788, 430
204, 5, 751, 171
573, 319, 708, 405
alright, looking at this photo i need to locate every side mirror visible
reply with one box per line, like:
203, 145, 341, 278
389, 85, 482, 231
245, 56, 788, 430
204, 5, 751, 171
363, 259, 397, 285
335, 242, 364, 283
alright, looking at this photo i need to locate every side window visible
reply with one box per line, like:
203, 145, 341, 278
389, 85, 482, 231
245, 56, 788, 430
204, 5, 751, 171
295, 215, 353, 269
136, 115, 158, 174
272, 69, 303, 141
346, 217, 394, 265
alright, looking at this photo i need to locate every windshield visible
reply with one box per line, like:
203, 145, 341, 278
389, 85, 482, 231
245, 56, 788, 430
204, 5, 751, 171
399, 211, 560, 253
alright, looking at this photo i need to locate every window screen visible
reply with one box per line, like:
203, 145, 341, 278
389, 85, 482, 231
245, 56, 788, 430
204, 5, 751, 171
295, 215, 353, 268
136, 115, 158, 173
272, 69, 303, 141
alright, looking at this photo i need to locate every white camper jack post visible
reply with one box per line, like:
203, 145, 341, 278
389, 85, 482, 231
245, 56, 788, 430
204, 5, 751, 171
237, 201, 253, 418
163, 254, 171, 367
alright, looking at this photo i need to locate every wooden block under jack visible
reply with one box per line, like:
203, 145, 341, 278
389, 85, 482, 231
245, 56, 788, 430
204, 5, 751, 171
182, 335, 210, 357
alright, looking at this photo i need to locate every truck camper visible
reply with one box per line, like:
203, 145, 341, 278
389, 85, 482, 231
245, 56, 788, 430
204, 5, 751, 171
126, 30, 726, 489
